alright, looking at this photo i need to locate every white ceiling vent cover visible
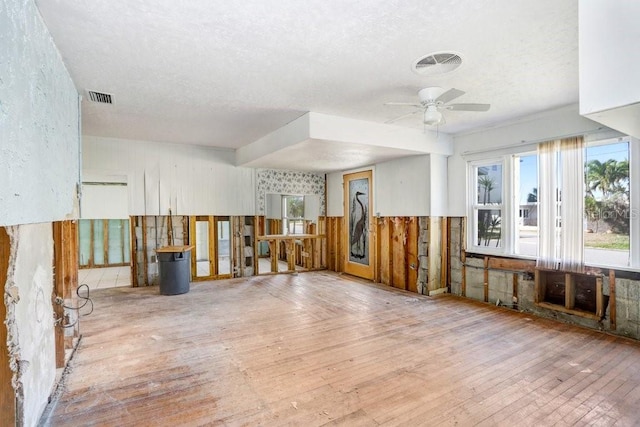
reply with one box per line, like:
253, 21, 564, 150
412, 52, 462, 76
86, 90, 114, 104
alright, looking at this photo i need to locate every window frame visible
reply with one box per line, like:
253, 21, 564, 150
281, 194, 305, 235
468, 158, 509, 255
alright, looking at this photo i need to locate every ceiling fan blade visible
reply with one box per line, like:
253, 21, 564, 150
385, 109, 422, 123
436, 88, 465, 104
446, 103, 491, 112
384, 102, 423, 108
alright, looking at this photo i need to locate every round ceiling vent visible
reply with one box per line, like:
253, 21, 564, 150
412, 52, 462, 76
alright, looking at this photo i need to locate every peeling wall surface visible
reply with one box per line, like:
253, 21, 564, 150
83, 136, 256, 216
0, 0, 80, 226
6, 224, 56, 427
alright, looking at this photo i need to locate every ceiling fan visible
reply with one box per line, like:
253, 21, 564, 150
385, 87, 490, 126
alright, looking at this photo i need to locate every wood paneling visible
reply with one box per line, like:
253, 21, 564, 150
407, 218, 418, 293
0, 228, 16, 426
325, 217, 343, 273
129, 217, 137, 287
47, 272, 640, 426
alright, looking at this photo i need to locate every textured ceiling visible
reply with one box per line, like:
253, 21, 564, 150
36, 0, 579, 151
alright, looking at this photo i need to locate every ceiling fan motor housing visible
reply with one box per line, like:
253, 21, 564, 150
418, 87, 445, 104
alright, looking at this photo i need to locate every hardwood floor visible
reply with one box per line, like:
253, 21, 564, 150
43, 272, 640, 426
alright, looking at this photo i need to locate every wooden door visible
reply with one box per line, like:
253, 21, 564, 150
343, 170, 374, 280
0, 228, 16, 425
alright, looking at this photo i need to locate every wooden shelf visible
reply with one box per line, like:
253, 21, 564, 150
535, 269, 604, 320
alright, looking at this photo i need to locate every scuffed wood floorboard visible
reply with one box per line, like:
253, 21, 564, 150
44, 271, 640, 426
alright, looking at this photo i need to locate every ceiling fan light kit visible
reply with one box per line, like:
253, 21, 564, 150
423, 107, 443, 126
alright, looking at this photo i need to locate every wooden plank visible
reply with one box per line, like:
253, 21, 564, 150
52, 222, 66, 368
68, 221, 79, 342
391, 218, 406, 289
142, 216, 148, 286
534, 269, 543, 304
596, 276, 604, 319
461, 250, 467, 297
407, 217, 418, 293
130, 216, 137, 287
487, 257, 536, 272
609, 270, 616, 330
103, 219, 109, 266
440, 217, 448, 290
536, 302, 601, 321
0, 228, 15, 427
565, 273, 575, 310
379, 218, 390, 286
446, 217, 451, 291
182, 216, 189, 245
483, 256, 489, 302
461, 218, 466, 297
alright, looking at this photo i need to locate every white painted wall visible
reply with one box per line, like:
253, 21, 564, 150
326, 171, 345, 217
579, 0, 640, 138
83, 136, 256, 215
448, 105, 604, 216
326, 154, 448, 217
429, 154, 448, 217
81, 184, 129, 219
0, 1, 80, 227
376, 156, 430, 217
579, 0, 640, 114
7, 224, 56, 427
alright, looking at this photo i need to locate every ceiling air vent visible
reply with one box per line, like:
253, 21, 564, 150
86, 90, 114, 104
412, 52, 462, 76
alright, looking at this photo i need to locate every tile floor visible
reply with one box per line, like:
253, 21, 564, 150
78, 266, 131, 290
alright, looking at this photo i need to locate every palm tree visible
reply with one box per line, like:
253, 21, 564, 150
477, 176, 495, 245
586, 159, 629, 199
527, 188, 537, 203
478, 176, 495, 204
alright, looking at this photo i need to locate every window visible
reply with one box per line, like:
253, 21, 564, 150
584, 140, 630, 268
470, 161, 504, 249
282, 195, 304, 235
515, 153, 538, 257
467, 136, 638, 270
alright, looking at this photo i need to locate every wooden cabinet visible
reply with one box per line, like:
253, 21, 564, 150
535, 269, 604, 320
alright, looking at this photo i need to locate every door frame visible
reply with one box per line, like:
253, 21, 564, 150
189, 216, 232, 281
343, 170, 375, 280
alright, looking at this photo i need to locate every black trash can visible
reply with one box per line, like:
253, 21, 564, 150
158, 248, 191, 295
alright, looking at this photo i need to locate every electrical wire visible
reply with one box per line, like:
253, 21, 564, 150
58, 284, 94, 328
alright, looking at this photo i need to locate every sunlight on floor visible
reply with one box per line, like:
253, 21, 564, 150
78, 266, 131, 290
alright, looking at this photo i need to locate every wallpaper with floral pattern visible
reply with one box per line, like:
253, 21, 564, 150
256, 169, 325, 216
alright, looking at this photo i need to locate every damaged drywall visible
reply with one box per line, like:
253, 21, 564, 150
5, 224, 56, 427
1, 0, 80, 227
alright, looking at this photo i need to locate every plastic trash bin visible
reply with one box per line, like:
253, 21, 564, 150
158, 248, 191, 295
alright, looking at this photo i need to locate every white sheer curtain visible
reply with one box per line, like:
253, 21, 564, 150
537, 137, 585, 271
538, 140, 560, 269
